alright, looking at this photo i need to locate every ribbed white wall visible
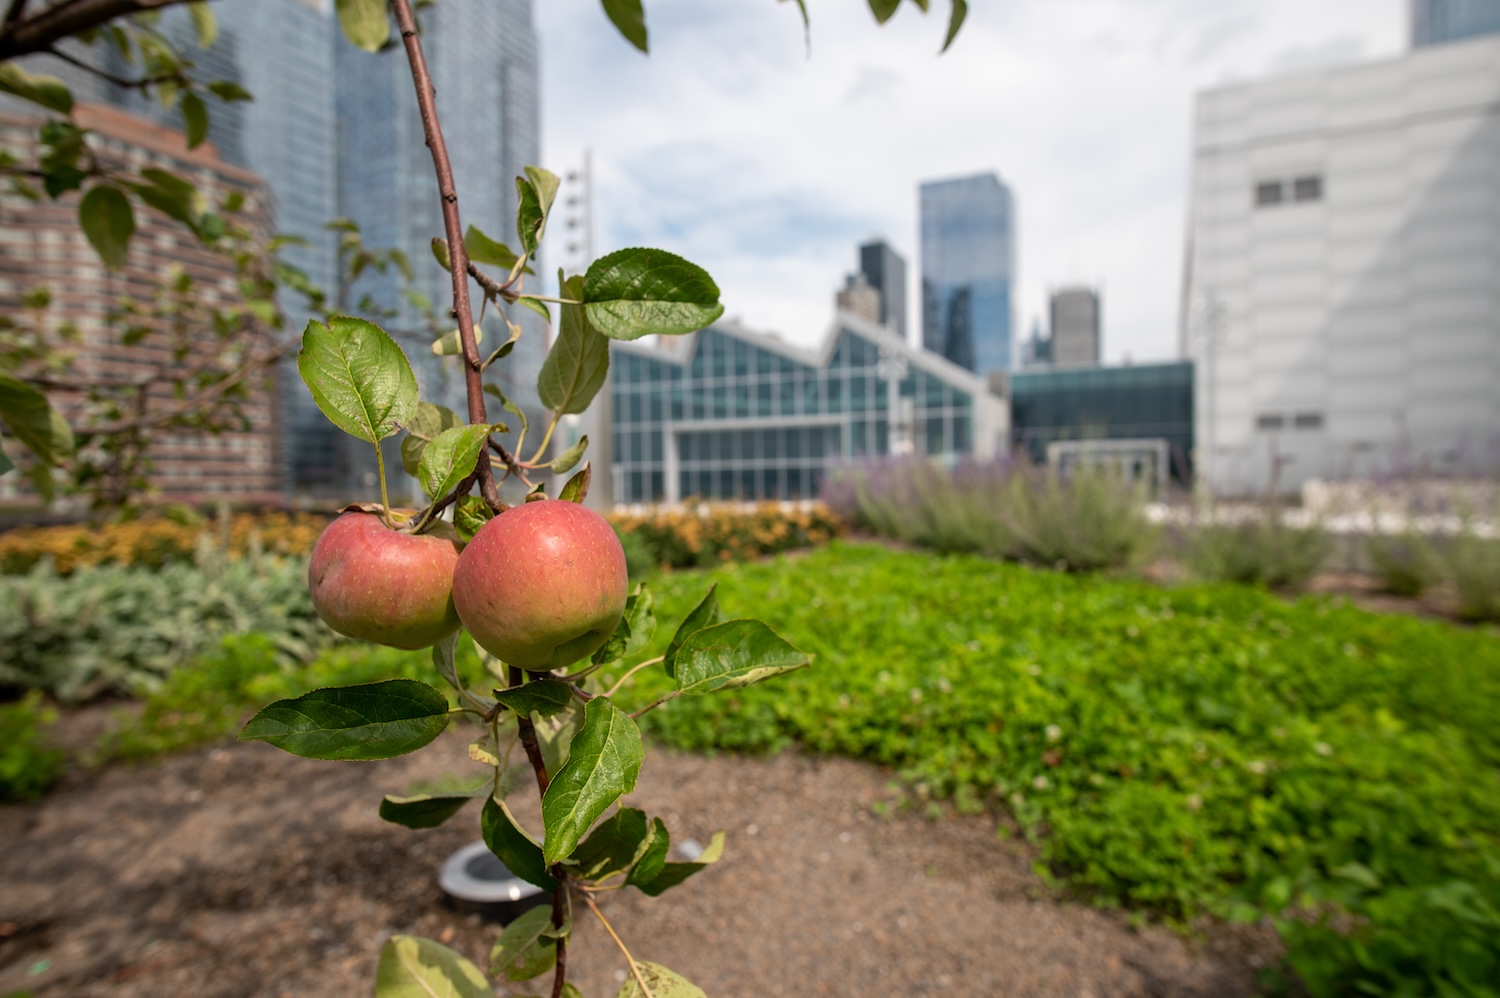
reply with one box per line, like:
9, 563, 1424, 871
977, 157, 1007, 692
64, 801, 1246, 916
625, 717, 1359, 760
1183, 35, 1500, 495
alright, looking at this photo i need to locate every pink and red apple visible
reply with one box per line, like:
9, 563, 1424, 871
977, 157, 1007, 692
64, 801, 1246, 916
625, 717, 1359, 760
308, 510, 462, 650
452, 499, 627, 672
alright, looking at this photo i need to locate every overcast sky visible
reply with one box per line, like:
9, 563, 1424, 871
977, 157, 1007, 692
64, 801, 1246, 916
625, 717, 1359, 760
536, 0, 1405, 364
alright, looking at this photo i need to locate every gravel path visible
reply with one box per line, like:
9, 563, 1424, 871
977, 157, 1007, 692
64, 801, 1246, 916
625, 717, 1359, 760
0, 728, 1281, 997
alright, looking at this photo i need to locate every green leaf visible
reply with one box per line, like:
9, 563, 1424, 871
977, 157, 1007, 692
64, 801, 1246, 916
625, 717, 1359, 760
131, 168, 201, 230
431, 236, 452, 271
483, 383, 529, 438
535, 706, 584, 778
336, 0, 390, 52
626, 817, 670, 888
379, 790, 480, 830
430, 325, 484, 356
375, 935, 490, 998
541, 698, 644, 864
867, 0, 902, 23
418, 423, 495, 500
540, 276, 609, 414
78, 185, 134, 271
494, 680, 574, 719
465, 224, 521, 269
515, 166, 560, 257
583, 248, 724, 340
516, 296, 550, 323
188, 3, 218, 47
670, 619, 811, 696
548, 435, 588, 474
455, 494, 494, 541
489, 905, 556, 981
297, 316, 419, 444
432, 631, 461, 692
0, 438, 12, 476
663, 585, 723, 680
593, 583, 655, 665
942, 0, 968, 51
401, 400, 462, 475
569, 807, 651, 881
481, 797, 557, 890
0, 63, 73, 113
634, 831, 725, 898
614, 962, 707, 998
0, 373, 74, 467
238, 679, 450, 760
559, 463, 591, 504
600, 0, 648, 52
181, 92, 208, 148
206, 80, 253, 102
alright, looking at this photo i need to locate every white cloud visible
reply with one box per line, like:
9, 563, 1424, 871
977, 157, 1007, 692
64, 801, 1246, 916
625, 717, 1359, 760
538, 0, 1403, 364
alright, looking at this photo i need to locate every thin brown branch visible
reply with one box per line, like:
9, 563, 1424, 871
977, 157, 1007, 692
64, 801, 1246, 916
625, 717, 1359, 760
0, 0, 201, 61
43, 43, 181, 89
77, 340, 289, 436
390, 0, 505, 513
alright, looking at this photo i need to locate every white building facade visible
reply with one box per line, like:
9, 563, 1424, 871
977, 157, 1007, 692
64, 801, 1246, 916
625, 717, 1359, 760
1181, 35, 1500, 496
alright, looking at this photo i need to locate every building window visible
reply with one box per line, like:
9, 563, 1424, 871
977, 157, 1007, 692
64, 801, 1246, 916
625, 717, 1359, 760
1291, 175, 1322, 202
1293, 411, 1323, 430
1256, 413, 1285, 430
1254, 180, 1284, 207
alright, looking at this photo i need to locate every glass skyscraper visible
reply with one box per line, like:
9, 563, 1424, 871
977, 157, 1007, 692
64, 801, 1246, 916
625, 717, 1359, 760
608, 314, 1007, 505
920, 173, 1015, 376
335, 0, 546, 470
858, 239, 907, 340
1411, 0, 1500, 45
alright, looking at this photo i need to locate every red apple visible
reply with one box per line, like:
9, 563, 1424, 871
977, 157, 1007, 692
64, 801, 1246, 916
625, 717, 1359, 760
307, 511, 462, 650
453, 499, 628, 672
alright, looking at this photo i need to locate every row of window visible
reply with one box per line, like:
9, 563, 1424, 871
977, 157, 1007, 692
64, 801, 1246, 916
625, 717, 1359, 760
612, 412, 975, 467
1254, 174, 1323, 207
1256, 411, 1324, 431
615, 372, 969, 425
616, 330, 892, 386
614, 467, 831, 505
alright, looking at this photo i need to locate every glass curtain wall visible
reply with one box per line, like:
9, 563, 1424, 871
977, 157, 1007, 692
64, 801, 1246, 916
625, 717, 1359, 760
611, 325, 976, 503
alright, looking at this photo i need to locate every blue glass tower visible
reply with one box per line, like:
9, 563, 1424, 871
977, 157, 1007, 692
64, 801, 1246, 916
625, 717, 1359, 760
335, 0, 546, 470
1411, 0, 1500, 45
919, 173, 1015, 376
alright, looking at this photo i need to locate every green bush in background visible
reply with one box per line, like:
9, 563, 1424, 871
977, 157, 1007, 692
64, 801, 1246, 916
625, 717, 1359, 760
0, 540, 337, 702
0, 692, 65, 801
1187, 514, 1332, 589
826, 457, 1155, 572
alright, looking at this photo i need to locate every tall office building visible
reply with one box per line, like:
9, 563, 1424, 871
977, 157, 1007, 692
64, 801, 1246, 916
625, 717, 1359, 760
1049, 286, 1101, 369
1181, 33, 1500, 496
8, 1, 347, 501
335, 0, 546, 482
920, 173, 1015, 376
857, 239, 908, 340
1411, 0, 1500, 46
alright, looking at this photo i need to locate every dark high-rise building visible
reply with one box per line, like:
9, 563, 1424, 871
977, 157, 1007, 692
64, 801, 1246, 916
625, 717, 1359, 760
919, 173, 1015, 376
1411, 0, 1500, 46
857, 239, 907, 340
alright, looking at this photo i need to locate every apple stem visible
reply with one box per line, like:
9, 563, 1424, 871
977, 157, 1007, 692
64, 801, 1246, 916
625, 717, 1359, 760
373, 441, 394, 529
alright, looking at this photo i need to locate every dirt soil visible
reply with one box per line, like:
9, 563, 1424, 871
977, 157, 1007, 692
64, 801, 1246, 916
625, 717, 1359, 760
0, 724, 1283, 998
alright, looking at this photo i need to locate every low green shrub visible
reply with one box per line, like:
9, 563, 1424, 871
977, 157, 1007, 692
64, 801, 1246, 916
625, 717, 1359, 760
998, 466, 1156, 572
827, 457, 1154, 572
608, 502, 842, 569
603, 542, 1500, 996
0, 692, 65, 801
1188, 514, 1332, 589
101, 632, 491, 762
1448, 532, 1500, 623
1366, 529, 1442, 597
0, 545, 337, 702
